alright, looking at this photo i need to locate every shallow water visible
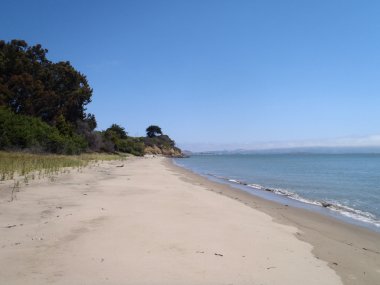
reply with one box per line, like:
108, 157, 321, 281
175, 153, 380, 229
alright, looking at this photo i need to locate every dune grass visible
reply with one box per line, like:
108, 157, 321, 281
0, 151, 126, 182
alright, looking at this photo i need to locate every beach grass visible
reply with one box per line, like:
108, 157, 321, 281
0, 151, 126, 182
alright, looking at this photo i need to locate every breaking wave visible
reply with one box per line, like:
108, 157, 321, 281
207, 174, 380, 228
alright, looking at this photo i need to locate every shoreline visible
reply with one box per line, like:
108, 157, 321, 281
0, 157, 378, 284
167, 158, 380, 285
208, 172, 380, 232
172, 158, 380, 232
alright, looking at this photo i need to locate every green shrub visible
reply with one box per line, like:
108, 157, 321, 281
0, 108, 87, 154
143, 135, 176, 149
118, 138, 145, 156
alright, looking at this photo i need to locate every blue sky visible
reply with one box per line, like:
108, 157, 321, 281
2, 0, 380, 151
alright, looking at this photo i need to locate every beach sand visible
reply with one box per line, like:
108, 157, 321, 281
0, 157, 378, 284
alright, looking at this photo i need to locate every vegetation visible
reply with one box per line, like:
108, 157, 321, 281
117, 137, 145, 156
146, 125, 163, 138
0, 107, 86, 154
105, 124, 128, 139
0, 39, 182, 157
0, 40, 96, 154
0, 151, 126, 182
0, 40, 92, 127
144, 135, 175, 149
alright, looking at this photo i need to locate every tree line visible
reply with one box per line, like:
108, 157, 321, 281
0, 40, 179, 155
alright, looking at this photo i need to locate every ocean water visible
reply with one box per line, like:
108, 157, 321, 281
174, 154, 380, 230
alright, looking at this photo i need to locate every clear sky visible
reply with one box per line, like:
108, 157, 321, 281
2, 0, 380, 151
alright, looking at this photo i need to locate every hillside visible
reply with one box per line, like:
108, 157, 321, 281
143, 135, 183, 157
0, 40, 183, 157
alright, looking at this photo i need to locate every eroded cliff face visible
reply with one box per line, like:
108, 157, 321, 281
142, 134, 184, 157
144, 145, 184, 157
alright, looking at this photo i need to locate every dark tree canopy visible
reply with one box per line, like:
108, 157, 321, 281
146, 125, 162, 138
83, 113, 97, 131
0, 39, 93, 126
106, 124, 128, 139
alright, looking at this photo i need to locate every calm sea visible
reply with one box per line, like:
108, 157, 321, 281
174, 154, 380, 231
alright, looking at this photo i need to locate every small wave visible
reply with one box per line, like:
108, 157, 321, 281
247, 183, 262, 189
326, 202, 380, 227
207, 173, 380, 228
207, 173, 225, 180
207, 174, 250, 186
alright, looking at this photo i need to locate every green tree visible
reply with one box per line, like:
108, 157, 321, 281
106, 124, 127, 139
146, 125, 162, 138
102, 124, 128, 152
83, 113, 97, 131
0, 40, 93, 127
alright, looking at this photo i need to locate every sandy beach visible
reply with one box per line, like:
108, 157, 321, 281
0, 157, 379, 284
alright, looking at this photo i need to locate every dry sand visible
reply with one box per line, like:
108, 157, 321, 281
0, 157, 377, 284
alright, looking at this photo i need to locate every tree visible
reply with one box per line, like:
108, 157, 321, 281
0, 40, 93, 127
106, 124, 127, 139
102, 124, 128, 152
146, 125, 162, 138
83, 113, 97, 131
